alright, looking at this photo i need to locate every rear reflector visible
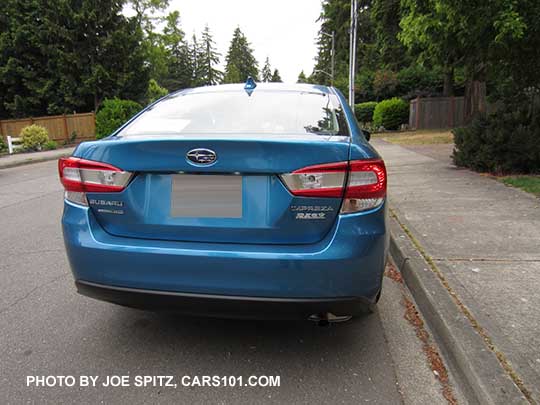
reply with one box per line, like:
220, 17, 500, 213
58, 157, 132, 205
281, 159, 386, 213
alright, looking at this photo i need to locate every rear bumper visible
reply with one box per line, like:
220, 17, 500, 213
76, 280, 372, 319
63, 201, 388, 309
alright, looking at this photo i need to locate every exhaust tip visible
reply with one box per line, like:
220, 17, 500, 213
308, 313, 352, 326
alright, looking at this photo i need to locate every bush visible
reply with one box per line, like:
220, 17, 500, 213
355, 102, 378, 123
20, 124, 50, 151
95, 98, 142, 139
43, 140, 58, 150
453, 109, 540, 174
146, 79, 168, 104
0, 138, 7, 153
373, 98, 409, 130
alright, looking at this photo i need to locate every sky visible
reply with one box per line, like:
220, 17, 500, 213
162, 0, 322, 83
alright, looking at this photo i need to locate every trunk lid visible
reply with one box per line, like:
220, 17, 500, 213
75, 136, 350, 244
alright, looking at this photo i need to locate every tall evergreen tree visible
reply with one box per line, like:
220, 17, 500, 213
199, 25, 222, 85
372, 0, 409, 71
189, 33, 206, 87
223, 27, 258, 83
297, 71, 308, 83
312, 0, 379, 95
261, 57, 272, 82
161, 11, 191, 91
271, 69, 283, 83
71, 0, 150, 111
0, 0, 149, 117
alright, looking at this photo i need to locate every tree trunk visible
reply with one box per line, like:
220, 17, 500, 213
464, 80, 487, 124
443, 66, 454, 97
464, 63, 487, 124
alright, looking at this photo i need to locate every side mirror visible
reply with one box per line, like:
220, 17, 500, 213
362, 129, 371, 141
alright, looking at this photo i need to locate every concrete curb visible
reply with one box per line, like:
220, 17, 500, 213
0, 150, 73, 170
388, 213, 528, 405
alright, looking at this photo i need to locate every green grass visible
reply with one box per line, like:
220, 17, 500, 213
373, 130, 454, 145
500, 176, 540, 196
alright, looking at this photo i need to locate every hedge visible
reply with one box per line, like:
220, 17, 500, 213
355, 101, 378, 123
372, 98, 409, 130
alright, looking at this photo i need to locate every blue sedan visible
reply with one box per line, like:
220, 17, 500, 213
59, 81, 388, 322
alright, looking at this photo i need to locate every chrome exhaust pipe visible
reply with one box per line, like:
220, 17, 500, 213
308, 313, 352, 326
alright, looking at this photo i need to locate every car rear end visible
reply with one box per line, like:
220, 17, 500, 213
60, 83, 388, 320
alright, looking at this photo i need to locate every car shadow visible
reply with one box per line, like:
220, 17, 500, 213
93, 307, 386, 380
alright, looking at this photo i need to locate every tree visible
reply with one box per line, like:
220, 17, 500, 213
189, 33, 206, 87
128, 0, 169, 83
399, 0, 463, 96
199, 25, 222, 85
223, 27, 258, 83
160, 11, 191, 91
400, 0, 531, 114
0, 0, 149, 117
128, 0, 169, 35
297, 71, 308, 83
312, 0, 379, 96
223, 65, 241, 84
371, 0, 409, 71
261, 57, 272, 82
271, 69, 282, 83
0, 0, 53, 117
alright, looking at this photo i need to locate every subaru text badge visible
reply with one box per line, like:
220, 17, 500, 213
186, 148, 217, 165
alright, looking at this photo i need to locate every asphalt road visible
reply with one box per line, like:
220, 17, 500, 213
0, 160, 463, 404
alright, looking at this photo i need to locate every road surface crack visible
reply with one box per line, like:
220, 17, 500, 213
0, 272, 69, 315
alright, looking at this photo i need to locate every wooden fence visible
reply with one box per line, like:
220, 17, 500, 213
409, 97, 465, 130
0, 112, 95, 144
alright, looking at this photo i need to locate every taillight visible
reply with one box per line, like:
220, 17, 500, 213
58, 157, 132, 206
280, 159, 386, 213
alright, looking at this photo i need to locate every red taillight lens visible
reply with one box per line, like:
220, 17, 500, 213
58, 157, 132, 205
345, 160, 386, 199
280, 159, 386, 213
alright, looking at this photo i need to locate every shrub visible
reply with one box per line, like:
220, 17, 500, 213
146, 79, 168, 104
0, 138, 7, 153
43, 140, 58, 150
95, 98, 142, 139
20, 124, 50, 151
355, 102, 378, 123
373, 69, 398, 99
69, 131, 78, 143
453, 109, 540, 174
373, 98, 409, 130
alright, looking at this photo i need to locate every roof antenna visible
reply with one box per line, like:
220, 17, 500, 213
244, 76, 257, 96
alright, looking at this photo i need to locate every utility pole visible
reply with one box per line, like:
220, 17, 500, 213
349, 0, 358, 108
331, 31, 335, 86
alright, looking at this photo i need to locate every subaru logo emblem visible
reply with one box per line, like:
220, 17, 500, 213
186, 148, 217, 165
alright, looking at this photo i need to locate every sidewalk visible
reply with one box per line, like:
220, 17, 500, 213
373, 139, 540, 403
0, 147, 75, 169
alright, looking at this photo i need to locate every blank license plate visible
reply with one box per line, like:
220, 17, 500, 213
171, 174, 242, 218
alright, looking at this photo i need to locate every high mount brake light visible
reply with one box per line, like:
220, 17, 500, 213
280, 159, 386, 213
58, 157, 132, 205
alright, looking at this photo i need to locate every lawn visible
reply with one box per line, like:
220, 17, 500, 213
500, 176, 540, 197
373, 130, 454, 145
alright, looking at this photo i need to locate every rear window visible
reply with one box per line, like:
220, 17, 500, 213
118, 90, 349, 137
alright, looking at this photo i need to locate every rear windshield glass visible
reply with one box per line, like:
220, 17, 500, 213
118, 90, 349, 137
